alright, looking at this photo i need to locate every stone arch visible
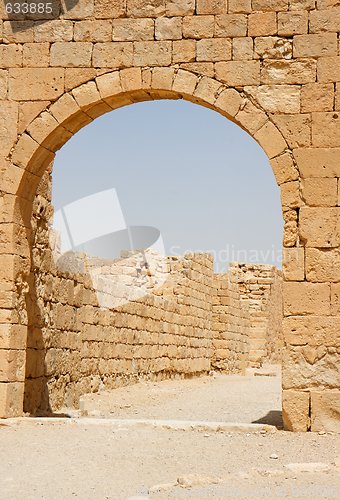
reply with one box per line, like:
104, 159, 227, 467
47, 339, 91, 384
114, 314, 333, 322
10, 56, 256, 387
3, 68, 292, 419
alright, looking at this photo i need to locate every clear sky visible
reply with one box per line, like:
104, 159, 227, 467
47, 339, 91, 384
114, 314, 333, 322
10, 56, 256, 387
52, 99, 283, 271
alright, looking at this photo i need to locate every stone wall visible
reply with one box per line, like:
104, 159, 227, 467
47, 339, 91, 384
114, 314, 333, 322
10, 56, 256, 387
231, 263, 283, 367
23, 169, 282, 414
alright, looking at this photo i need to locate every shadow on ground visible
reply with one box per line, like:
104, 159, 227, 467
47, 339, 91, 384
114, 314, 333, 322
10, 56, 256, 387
252, 410, 283, 429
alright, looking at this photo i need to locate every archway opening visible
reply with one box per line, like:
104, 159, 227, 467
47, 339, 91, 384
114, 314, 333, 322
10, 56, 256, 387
24, 96, 284, 421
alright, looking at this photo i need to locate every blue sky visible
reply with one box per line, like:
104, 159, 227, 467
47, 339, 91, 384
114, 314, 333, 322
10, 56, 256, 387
53, 99, 283, 271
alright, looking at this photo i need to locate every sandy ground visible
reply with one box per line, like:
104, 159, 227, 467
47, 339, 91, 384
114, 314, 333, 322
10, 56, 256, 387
0, 367, 339, 500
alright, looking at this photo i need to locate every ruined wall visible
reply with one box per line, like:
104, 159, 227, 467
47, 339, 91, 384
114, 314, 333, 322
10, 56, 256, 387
212, 273, 250, 374
231, 263, 283, 367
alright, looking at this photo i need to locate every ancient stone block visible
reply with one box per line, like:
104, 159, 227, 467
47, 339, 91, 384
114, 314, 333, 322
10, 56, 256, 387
282, 390, 310, 431
278, 11, 308, 35
261, 59, 316, 84
0, 102, 18, 158
94, 0, 126, 18
312, 112, 340, 148
302, 178, 337, 206
306, 248, 340, 283
50, 42, 93, 67
248, 12, 277, 37
317, 56, 340, 83
0, 45, 22, 68
283, 282, 330, 315
0, 349, 26, 382
197, 38, 232, 62
196, 0, 226, 14
293, 33, 337, 58
93, 43, 133, 68
301, 83, 334, 112
155, 17, 182, 40
0, 382, 24, 418
9, 69, 64, 101
23, 43, 49, 68
270, 152, 299, 184
215, 14, 248, 37
62, 0, 94, 19
183, 15, 214, 38
272, 114, 311, 148
74, 21, 112, 42
283, 315, 340, 347
293, 148, 340, 178
281, 181, 302, 208
166, 0, 195, 15
214, 88, 243, 117
34, 20, 73, 42
127, 0, 166, 17
283, 248, 305, 281
113, 19, 155, 41
215, 61, 260, 86
245, 85, 300, 113
173, 40, 196, 63
299, 207, 340, 247
310, 391, 340, 433
331, 283, 340, 315
252, 0, 288, 10
254, 37, 292, 60
232, 37, 253, 60
228, 0, 251, 13
134, 41, 172, 66
254, 121, 287, 159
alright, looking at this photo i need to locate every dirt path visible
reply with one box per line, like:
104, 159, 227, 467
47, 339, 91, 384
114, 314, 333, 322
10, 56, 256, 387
0, 366, 339, 499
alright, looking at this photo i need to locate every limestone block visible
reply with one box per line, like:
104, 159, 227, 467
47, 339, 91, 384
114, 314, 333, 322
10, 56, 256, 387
302, 178, 337, 206
166, 0, 195, 16
312, 112, 340, 148
309, 9, 340, 33
61, 0, 93, 18
293, 148, 340, 178
306, 248, 340, 283
183, 15, 214, 38
23, 43, 49, 68
252, 0, 288, 10
283, 315, 340, 347
152, 67, 175, 89
289, 0, 315, 9
278, 11, 308, 35
244, 85, 300, 114
120, 68, 142, 92
194, 77, 222, 105
0, 70, 8, 99
65, 69, 97, 92
0, 45, 22, 68
331, 283, 340, 315
0, 325, 27, 350
50, 42, 93, 67
94, 0, 126, 18
93, 42, 133, 68
254, 36, 292, 60
270, 152, 299, 185
173, 40, 196, 63
34, 20, 73, 42
317, 56, 340, 83
113, 19, 154, 41
300, 207, 340, 247
0, 101, 18, 158
172, 69, 198, 95
282, 390, 310, 431
283, 282, 330, 315
280, 181, 302, 208
197, 38, 232, 62
254, 121, 287, 159
214, 88, 243, 118
301, 83, 334, 112
232, 37, 253, 60
155, 17, 182, 40
4, 21, 34, 42
261, 59, 316, 84
235, 100, 267, 134
215, 14, 248, 37
9, 68, 64, 101
272, 114, 311, 148
0, 349, 26, 382
0, 382, 24, 418
310, 391, 340, 432
228, 0, 251, 13
134, 41, 172, 66
196, 0, 226, 14
248, 13, 277, 37
74, 21, 112, 42
127, 0, 166, 17
215, 61, 260, 86
293, 33, 337, 58
27, 111, 72, 152
317, 0, 340, 8
283, 248, 305, 281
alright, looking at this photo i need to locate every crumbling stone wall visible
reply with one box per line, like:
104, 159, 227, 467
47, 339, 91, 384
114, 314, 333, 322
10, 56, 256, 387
1, 0, 339, 431
232, 263, 283, 367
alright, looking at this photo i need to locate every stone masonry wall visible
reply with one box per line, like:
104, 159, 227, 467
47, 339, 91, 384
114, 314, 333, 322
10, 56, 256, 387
231, 263, 283, 367
24, 169, 282, 414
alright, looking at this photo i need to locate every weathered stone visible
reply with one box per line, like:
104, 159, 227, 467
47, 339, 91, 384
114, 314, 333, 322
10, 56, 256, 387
282, 390, 310, 431
244, 85, 300, 113
317, 56, 340, 83
155, 17, 182, 40
283, 282, 330, 315
113, 19, 154, 41
9, 69, 64, 101
301, 83, 334, 113
93, 43, 133, 68
248, 12, 277, 37
232, 37, 253, 60
215, 14, 247, 37
134, 41, 172, 66
278, 11, 308, 35
183, 15, 214, 38
197, 38, 232, 62
215, 61, 260, 86
50, 42, 93, 68
293, 33, 337, 58
254, 37, 292, 60
272, 114, 311, 148
299, 207, 340, 247
306, 248, 340, 283
312, 112, 340, 148
74, 21, 112, 42
173, 40, 196, 63
283, 248, 305, 281
310, 391, 340, 433
302, 178, 337, 207
293, 148, 340, 178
